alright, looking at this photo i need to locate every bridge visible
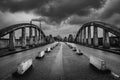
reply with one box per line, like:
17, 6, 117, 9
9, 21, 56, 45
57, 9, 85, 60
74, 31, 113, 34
74, 21, 120, 54
0, 21, 120, 80
0, 23, 53, 55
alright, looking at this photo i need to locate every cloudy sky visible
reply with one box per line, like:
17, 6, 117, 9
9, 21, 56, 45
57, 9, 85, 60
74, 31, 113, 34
0, 0, 120, 37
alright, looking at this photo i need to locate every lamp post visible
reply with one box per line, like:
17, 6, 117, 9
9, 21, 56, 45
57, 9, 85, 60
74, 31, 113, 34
30, 17, 47, 29
30, 19, 42, 28
30, 17, 47, 45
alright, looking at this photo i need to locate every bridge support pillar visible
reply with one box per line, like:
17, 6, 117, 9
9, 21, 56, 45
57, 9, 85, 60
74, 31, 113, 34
93, 26, 98, 47
29, 27, 33, 47
88, 26, 91, 46
76, 37, 78, 43
83, 27, 86, 45
39, 31, 42, 44
38, 30, 41, 45
9, 31, 16, 50
21, 27, 26, 48
81, 30, 84, 44
34, 28, 38, 46
79, 33, 81, 44
77, 35, 79, 43
103, 29, 110, 49
37, 29, 39, 45
80, 32, 82, 44
38, 30, 40, 45
42, 33, 46, 44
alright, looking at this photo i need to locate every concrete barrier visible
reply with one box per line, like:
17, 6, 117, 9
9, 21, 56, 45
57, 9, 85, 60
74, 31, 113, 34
50, 43, 59, 50
50, 46, 54, 50
51, 45, 56, 50
76, 49, 83, 55
55, 43, 59, 47
68, 45, 73, 49
45, 47, 51, 53
73, 47, 77, 51
36, 51, 45, 59
89, 56, 106, 70
17, 59, 33, 75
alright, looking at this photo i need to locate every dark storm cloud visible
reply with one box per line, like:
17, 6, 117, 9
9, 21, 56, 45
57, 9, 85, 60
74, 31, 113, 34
0, 0, 105, 23
68, 15, 92, 25
0, 0, 49, 12
38, 0, 105, 22
99, 0, 120, 19
68, 0, 120, 26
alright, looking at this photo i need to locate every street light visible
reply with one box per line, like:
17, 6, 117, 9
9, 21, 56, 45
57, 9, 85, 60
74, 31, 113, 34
30, 17, 47, 29
30, 19, 42, 29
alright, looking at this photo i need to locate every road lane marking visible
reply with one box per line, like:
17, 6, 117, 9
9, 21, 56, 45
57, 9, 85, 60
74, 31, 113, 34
111, 72, 120, 79
50, 43, 64, 79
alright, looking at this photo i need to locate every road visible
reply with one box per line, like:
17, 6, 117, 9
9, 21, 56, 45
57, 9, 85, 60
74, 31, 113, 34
73, 43, 120, 76
0, 42, 119, 80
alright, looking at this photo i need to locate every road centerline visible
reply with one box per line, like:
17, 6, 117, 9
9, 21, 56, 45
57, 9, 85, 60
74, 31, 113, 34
49, 43, 64, 79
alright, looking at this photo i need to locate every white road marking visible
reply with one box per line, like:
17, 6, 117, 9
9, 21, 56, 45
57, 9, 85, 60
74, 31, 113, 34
50, 43, 64, 79
111, 72, 120, 78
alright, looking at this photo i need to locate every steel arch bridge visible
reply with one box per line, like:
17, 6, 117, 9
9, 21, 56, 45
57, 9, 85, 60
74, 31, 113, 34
0, 23, 47, 50
74, 21, 120, 51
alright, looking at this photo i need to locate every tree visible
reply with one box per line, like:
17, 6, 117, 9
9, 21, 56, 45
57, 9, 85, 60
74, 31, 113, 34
54, 35, 63, 41
68, 34, 74, 42
64, 36, 68, 42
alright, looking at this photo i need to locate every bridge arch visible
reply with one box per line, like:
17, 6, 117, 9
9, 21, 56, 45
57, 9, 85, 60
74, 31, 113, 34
0, 23, 46, 50
75, 21, 120, 49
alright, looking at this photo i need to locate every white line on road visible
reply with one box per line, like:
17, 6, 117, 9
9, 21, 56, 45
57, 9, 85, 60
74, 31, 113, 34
111, 72, 120, 79
50, 43, 64, 79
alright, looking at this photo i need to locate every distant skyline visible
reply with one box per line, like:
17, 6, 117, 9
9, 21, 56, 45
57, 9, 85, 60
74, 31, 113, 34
0, 0, 120, 37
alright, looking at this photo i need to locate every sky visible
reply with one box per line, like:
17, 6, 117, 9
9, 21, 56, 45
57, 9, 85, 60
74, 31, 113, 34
0, 0, 120, 37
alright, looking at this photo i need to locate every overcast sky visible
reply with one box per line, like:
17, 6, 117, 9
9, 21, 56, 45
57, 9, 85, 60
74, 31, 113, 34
0, 0, 120, 37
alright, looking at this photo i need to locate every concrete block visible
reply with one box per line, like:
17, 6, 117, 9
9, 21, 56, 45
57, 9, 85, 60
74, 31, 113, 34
50, 46, 54, 50
36, 51, 45, 59
17, 59, 33, 75
76, 49, 83, 55
68, 45, 73, 49
45, 47, 51, 53
89, 56, 106, 70
73, 47, 77, 51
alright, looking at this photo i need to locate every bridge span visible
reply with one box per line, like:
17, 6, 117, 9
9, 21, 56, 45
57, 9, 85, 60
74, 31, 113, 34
0, 21, 120, 80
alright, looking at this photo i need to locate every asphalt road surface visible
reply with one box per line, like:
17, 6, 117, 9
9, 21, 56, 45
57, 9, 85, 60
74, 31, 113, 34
0, 42, 119, 80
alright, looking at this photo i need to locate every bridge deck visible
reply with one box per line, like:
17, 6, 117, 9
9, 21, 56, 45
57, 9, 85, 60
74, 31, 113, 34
75, 43, 120, 76
0, 42, 119, 80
